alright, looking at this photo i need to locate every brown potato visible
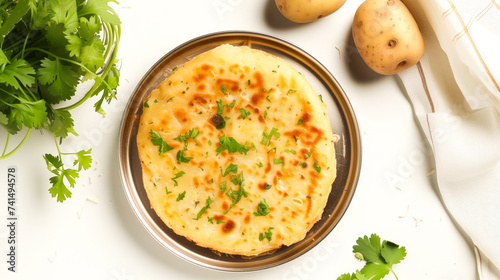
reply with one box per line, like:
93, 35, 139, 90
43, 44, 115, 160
275, 0, 346, 23
352, 0, 425, 75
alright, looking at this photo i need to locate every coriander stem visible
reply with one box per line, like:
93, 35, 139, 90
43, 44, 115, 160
0, 128, 31, 159
59, 24, 121, 112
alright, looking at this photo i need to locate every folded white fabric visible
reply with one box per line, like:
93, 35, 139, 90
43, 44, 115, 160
397, 0, 500, 278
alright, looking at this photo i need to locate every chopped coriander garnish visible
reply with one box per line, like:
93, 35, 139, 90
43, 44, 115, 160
266, 95, 271, 102
176, 191, 186, 201
227, 100, 236, 109
171, 171, 186, 186
208, 140, 212, 146
264, 183, 272, 190
313, 161, 321, 173
248, 79, 251, 85
259, 227, 274, 242
224, 172, 247, 214
298, 119, 303, 125
256, 162, 263, 168
176, 150, 193, 164
251, 142, 257, 151
174, 128, 200, 150
253, 199, 271, 216
150, 129, 174, 156
261, 127, 280, 146
217, 99, 224, 114
144, 99, 149, 108
318, 94, 324, 103
220, 85, 227, 94
288, 89, 297, 94
216, 135, 250, 155
263, 110, 268, 119
219, 181, 228, 193
239, 107, 251, 119
194, 196, 213, 220
284, 149, 296, 154
207, 217, 214, 224
172, 66, 178, 71
306, 149, 312, 159
166, 96, 175, 102
165, 186, 172, 195
273, 158, 283, 164
217, 219, 225, 224
267, 147, 277, 154
263, 88, 271, 93
223, 163, 238, 177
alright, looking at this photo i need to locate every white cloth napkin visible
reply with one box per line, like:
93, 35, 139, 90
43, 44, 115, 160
396, 0, 500, 278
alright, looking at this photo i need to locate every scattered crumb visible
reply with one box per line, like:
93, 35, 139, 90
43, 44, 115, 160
121, 5, 132, 8
87, 196, 99, 204
398, 205, 410, 218
335, 46, 342, 59
48, 252, 57, 263
427, 169, 436, 176
77, 208, 84, 219
413, 216, 423, 227
89, 176, 93, 184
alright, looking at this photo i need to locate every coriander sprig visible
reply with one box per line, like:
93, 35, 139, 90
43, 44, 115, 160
0, 0, 121, 203
337, 234, 407, 280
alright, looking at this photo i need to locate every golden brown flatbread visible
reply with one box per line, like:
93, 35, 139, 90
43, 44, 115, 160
136, 44, 336, 256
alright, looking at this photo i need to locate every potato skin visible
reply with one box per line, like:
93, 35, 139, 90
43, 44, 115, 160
275, 0, 346, 23
352, 0, 425, 75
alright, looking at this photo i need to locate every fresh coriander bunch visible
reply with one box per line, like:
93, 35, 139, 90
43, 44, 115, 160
337, 234, 407, 280
0, 0, 121, 202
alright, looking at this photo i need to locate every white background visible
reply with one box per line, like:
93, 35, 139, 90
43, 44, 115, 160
0, 0, 477, 279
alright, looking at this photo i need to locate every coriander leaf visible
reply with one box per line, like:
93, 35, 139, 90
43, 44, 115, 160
0, 58, 36, 89
149, 129, 173, 156
38, 57, 79, 104
381, 240, 407, 266
165, 186, 172, 195
48, 169, 77, 203
360, 263, 390, 280
261, 227, 274, 242
9, 99, 47, 129
72, 148, 92, 171
215, 135, 249, 155
261, 127, 280, 146
194, 196, 213, 220
171, 171, 185, 186
49, 0, 79, 32
176, 191, 186, 202
220, 85, 227, 94
46, 107, 77, 138
227, 100, 236, 109
217, 99, 224, 114
44, 152, 79, 203
353, 234, 384, 264
224, 172, 247, 214
176, 150, 193, 164
44, 153, 63, 170
253, 199, 270, 216
93, 64, 119, 114
0, 0, 30, 43
79, 35, 105, 72
219, 181, 227, 193
239, 107, 251, 119
223, 163, 238, 177
313, 161, 321, 173
78, 0, 121, 25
